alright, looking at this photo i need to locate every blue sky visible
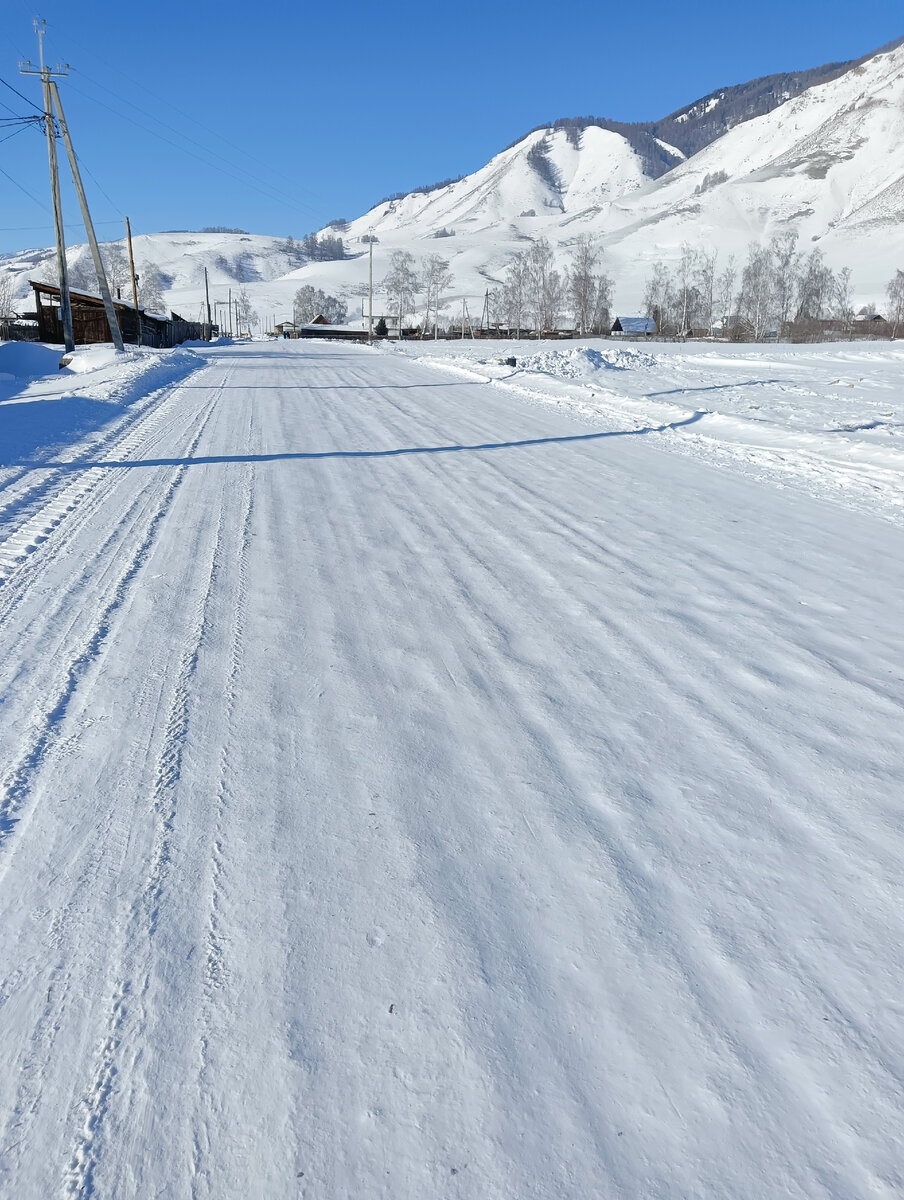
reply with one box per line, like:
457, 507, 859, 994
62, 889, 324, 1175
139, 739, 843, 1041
0, 0, 901, 254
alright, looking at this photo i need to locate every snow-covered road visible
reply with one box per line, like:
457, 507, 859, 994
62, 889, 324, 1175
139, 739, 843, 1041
1, 340, 902, 1198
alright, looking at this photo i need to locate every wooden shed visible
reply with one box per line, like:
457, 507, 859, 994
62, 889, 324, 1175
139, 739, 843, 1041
29, 281, 205, 348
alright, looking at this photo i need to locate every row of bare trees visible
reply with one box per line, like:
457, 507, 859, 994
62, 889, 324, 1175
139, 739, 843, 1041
643, 235, 864, 340
489, 236, 613, 335
382, 250, 454, 335
378, 236, 614, 336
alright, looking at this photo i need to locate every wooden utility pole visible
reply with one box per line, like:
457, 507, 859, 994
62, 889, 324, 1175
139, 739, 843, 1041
368, 237, 373, 344
49, 81, 123, 352
125, 217, 141, 346
20, 20, 73, 351
204, 267, 212, 339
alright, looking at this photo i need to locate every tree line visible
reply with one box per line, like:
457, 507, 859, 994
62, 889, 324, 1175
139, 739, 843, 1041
643, 235, 903, 341
369, 236, 614, 337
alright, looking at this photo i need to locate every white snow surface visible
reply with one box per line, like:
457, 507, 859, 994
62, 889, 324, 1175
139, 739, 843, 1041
0, 338, 902, 1198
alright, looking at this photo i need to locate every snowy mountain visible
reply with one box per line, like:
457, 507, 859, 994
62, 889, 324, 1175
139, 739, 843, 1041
2, 36, 903, 322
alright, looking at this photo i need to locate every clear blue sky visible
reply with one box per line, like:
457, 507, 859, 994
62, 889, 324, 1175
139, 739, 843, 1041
1, 0, 901, 254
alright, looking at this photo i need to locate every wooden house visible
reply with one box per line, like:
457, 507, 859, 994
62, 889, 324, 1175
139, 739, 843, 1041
29, 281, 205, 348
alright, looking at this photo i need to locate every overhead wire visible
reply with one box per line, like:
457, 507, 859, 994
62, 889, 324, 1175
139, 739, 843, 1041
0, 164, 49, 211
0, 123, 39, 144
65, 79, 324, 218
68, 65, 327, 212
34, 17, 327, 212
0, 74, 44, 114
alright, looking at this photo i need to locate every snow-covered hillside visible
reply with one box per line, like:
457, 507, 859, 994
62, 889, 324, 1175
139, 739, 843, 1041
589, 38, 904, 300
2, 38, 902, 323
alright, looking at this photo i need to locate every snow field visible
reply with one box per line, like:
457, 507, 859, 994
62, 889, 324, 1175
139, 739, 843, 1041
401, 338, 904, 520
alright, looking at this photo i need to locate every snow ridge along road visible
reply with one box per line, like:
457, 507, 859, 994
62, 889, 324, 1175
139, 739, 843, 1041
0, 340, 902, 1199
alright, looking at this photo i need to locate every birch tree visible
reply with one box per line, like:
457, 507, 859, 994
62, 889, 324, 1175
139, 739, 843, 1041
383, 250, 418, 331
102, 242, 131, 298
694, 248, 717, 336
887, 269, 904, 338
716, 255, 736, 335
421, 254, 454, 337
738, 242, 776, 340
568, 235, 599, 335
769, 232, 800, 329
643, 261, 672, 334
138, 262, 166, 313
526, 237, 563, 334
497, 250, 529, 336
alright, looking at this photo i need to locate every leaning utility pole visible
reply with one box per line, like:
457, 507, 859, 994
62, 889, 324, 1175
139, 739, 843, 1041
20, 20, 73, 351
49, 81, 123, 351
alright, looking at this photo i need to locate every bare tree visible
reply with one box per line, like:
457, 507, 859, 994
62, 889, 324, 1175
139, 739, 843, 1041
235, 287, 258, 333
794, 248, 833, 324
769, 232, 800, 330
716, 255, 736, 335
526, 237, 563, 334
293, 285, 347, 326
497, 250, 529, 336
421, 254, 454, 337
675, 242, 698, 335
568, 235, 599, 335
832, 266, 854, 335
694, 248, 717, 336
0, 270, 15, 320
643, 261, 672, 334
102, 241, 131, 298
737, 242, 776, 340
138, 262, 166, 314
591, 273, 614, 335
67, 250, 94, 293
887, 269, 904, 338
383, 250, 418, 333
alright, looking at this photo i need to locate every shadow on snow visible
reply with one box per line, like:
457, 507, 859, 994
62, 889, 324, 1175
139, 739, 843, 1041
8, 412, 707, 471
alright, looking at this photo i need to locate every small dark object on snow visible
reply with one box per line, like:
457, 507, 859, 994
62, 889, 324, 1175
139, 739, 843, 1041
502, 356, 517, 367
389, 1004, 394, 1013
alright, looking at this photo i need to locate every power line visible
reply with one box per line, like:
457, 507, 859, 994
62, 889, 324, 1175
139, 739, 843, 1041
0, 163, 50, 211
65, 79, 323, 218
0, 123, 38, 144
35, 19, 328, 211
0, 220, 123, 232
0, 74, 44, 113
70, 65, 327, 211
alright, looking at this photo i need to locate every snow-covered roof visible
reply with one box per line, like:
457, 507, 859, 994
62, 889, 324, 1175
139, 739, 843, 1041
612, 316, 656, 334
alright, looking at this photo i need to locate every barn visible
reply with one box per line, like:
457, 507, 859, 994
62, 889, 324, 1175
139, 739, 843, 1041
28, 281, 206, 348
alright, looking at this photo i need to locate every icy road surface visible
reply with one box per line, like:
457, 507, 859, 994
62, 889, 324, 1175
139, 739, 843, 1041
0, 340, 902, 1199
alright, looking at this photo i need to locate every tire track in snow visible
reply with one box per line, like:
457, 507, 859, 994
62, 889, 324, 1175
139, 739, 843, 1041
0, 658, 183, 1191
62, 458, 232, 1198
0, 382, 223, 868
190, 456, 256, 1199
0, 365, 212, 591
0, 351, 205, 537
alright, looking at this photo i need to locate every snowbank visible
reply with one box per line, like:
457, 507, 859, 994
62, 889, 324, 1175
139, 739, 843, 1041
519, 345, 659, 375
0, 342, 68, 380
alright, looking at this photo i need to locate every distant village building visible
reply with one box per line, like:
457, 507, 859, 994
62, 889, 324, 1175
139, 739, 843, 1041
611, 316, 656, 336
297, 321, 369, 342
